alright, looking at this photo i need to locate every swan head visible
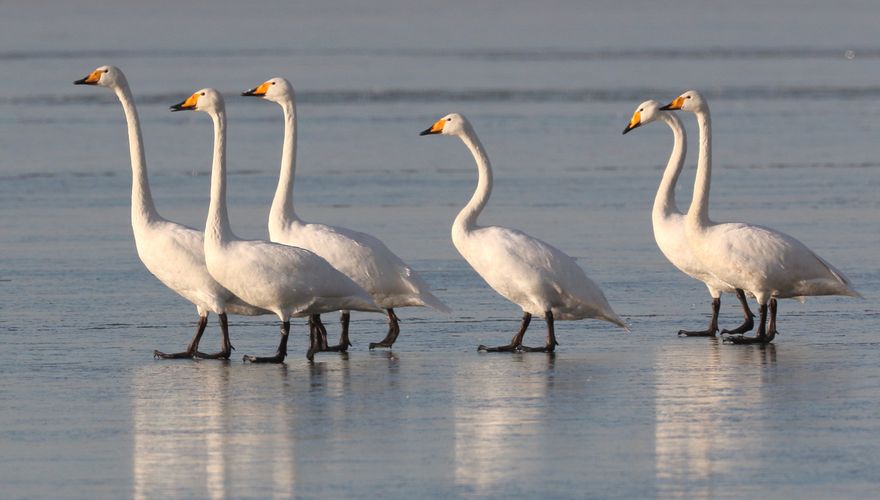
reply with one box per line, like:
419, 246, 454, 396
622, 100, 665, 134
170, 88, 225, 114
241, 77, 293, 103
73, 65, 126, 88
419, 113, 470, 137
660, 90, 706, 113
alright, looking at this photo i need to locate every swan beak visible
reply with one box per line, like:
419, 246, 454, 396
622, 111, 641, 135
242, 81, 271, 97
660, 96, 685, 111
74, 69, 102, 85
419, 118, 445, 136
170, 92, 200, 112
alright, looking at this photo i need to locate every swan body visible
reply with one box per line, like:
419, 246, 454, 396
623, 100, 754, 335
453, 224, 621, 322
661, 90, 858, 342
132, 220, 266, 316
272, 221, 448, 311
683, 220, 855, 301
420, 113, 624, 351
74, 66, 268, 359
242, 78, 449, 350
171, 88, 380, 362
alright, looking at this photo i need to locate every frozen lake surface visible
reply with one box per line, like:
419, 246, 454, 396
2, 1, 880, 498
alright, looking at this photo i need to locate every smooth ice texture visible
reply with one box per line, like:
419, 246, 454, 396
2, 0, 880, 498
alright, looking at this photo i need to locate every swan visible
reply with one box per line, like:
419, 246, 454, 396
241, 77, 450, 351
170, 88, 381, 362
74, 65, 270, 360
660, 90, 859, 343
622, 100, 754, 336
419, 113, 626, 352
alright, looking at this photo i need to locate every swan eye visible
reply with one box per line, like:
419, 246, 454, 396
104, 69, 109, 73
201, 92, 205, 96
686, 95, 692, 99
271, 82, 276, 85
446, 118, 452, 122
639, 108, 643, 112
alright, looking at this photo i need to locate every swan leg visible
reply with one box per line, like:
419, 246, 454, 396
720, 289, 756, 335
318, 316, 329, 350
521, 310, 558, 352
478, 313, 531, 352
369, 309, 401, 349
307, 320, 320, 361
766, 298, 778, 341
243, 321, 290, 363
678, 297, 720, 337
724, 302, 774, 345
196, 313, 235, 359
308, 314, 329, 351
323, 312, 352, 352
154, 314, 208, 359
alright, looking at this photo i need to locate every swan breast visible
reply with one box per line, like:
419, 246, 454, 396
134, 221, 234, 311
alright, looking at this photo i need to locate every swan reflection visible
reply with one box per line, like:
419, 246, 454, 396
654, 342, 777, 497
453, 355, 554, 493
132, 363, 296, 499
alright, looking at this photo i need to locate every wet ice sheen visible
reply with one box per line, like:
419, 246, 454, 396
2, 0, 880, 498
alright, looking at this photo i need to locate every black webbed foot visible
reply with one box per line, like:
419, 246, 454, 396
154, 349, 197, 360
720, 316, 755, 335
677, 328, 717, 337
477, 343, 521, 352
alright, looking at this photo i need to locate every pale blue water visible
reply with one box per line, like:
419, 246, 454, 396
2, 1, 880, 498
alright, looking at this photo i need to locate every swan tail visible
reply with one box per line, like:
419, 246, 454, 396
342, 295, 384, 314
397, 267, 452, 312
602, 311, 629, 332
301, 295, 383, 315
560, 286, 627, 331
812, 252, 861, 298
377, 292, 452, 313
415, 290, 452, 313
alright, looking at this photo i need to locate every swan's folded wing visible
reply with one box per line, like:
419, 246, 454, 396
713, 222, 859, 296
281, 222, 450, 310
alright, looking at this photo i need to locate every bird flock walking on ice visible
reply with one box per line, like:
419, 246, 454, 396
74, 65, 859, 362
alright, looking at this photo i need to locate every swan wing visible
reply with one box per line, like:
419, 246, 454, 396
207, 239, 380, 316
707, 222, 858, 297
273, 222, 450, 311
462, 226, 623, 326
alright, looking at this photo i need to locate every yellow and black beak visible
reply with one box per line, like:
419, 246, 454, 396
170, 92, 200, 112
74, 69, 103, 86
660, 96, 685, 111
419, 118, 446, 136
242, 81, 271, 97
622, 111, 642, 135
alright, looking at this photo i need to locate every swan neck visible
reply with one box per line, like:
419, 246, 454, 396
689, 107, 712, 225
115, 84, 158, 226
454, 128, 493, 234
653, 113, 687, 221
206, 109, 233, 242
270, 99, 300, 229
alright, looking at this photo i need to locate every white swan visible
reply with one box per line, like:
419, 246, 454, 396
241, 78, 450, 351
74, 65, 270, 359
420, 113, 626, 352
170, 88, 381, 362
661, 90, 859, 343
623, 100, 754, 336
